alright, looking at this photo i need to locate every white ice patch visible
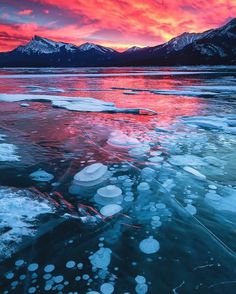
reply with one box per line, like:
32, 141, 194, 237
0, 94, 155, 114
0, 187, 53, 259
0, 143, 20, 162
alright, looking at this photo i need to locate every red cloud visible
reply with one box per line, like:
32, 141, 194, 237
0, 0, 235, 52
17, 9, 33, 15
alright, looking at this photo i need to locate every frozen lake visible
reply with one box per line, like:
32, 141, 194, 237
0, 66, 236, 293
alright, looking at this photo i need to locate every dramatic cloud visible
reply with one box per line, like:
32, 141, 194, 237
0, 0, 235, 52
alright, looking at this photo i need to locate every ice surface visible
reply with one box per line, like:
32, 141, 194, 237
0, 187, 53, 259
139, 236, 160, 254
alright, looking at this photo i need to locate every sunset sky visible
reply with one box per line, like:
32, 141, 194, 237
0, 0, 235, 52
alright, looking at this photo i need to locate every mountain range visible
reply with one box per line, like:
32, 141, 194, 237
0, 18, 235, 67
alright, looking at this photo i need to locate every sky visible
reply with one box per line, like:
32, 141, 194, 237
0, 0, 235, 52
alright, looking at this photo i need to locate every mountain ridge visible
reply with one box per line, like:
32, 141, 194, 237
0, 18, 235, 66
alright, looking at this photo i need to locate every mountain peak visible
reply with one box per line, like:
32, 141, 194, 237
78, 42, 115, 53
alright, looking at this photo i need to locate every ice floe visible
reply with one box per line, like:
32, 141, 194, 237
0, 94, 156, 114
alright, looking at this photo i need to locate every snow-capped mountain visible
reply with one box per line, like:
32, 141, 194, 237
78, 42, 116, 54
124, 46, 143, 53
161, 30, 212, 52
15, 35, 78, 54
0, 18, 235, 66
171, 18, 236, 65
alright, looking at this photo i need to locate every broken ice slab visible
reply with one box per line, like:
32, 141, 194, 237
0, 94, 157, 115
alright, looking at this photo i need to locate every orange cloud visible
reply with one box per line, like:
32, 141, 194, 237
17, 9, 33, 15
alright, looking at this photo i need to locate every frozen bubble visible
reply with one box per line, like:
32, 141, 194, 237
137, 182, 150, 192
156, 203, 166, 209
19, 275, 26, 280
11, 281, 18, 287
129, 145, 150, 156
87, 292, 100, 294
135, 275, 146, 284
66, 260, 76, 268
30, 169, 54, 182
100, 283, 114, 294
44, 284, 52, 291
89, 247, 112, 269
15, 259, 24, 267
28, 287, 36, 293
124, 196, 134, 202
100, 204, 122, 217
208, 185, 217, 190
83, 274, 90, 280
75, 276, 81, 281
44, 264, 55, 273
108, 131, 141, 148
148, 156, 163, 163
139, 236, 160, 254
28, 263, 39, 272
54, 275, 64, 283
97, 185, 122, 198
150, 150, 162, 156
43, 274, 52, 280
141, 167, 156, 178
95, 185, 123, 205
169, 155, 205, 166
135, 283, 148, 294
77, 263, 83, 269
73, 163, 108, 187
185, 204, 197, 215
205, 192, 222, 201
